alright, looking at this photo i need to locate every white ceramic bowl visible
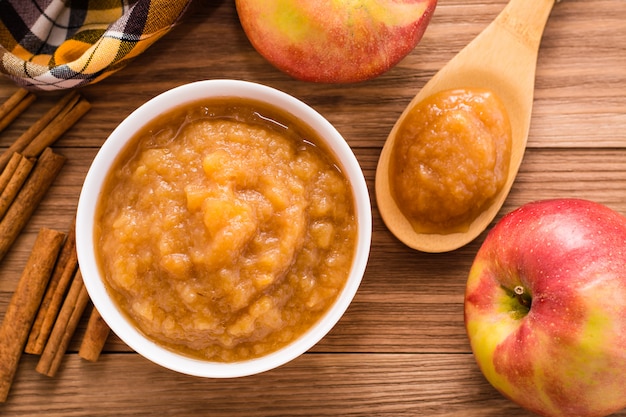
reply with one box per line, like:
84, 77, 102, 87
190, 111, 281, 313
75, 79, 372, 378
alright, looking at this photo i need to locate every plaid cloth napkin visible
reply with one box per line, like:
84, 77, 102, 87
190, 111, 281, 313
0, 0, 191, 91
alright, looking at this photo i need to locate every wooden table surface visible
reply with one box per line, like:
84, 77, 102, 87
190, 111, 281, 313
1, 0, 625, 415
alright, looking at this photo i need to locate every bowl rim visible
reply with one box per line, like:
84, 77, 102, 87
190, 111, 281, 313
75, 79, 372, 378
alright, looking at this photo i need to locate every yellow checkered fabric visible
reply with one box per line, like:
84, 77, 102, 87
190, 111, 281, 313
0, 0, 191, 91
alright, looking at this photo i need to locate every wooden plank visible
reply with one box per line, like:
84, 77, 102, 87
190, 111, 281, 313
0, 2, 622, 151
0, 353, 573, 416
0, 148, 624, 354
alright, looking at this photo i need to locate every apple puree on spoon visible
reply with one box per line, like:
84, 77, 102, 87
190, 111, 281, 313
389, 88, 512, 234
376, 0, 560, 253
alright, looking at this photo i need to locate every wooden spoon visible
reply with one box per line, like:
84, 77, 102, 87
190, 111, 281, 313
375, 0, 559, 253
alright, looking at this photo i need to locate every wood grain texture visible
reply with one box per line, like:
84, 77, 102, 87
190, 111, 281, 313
0, 0, 625, 415
2, 354, 541, 416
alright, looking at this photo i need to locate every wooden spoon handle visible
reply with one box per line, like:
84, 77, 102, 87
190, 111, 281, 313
495, 0, 558, 51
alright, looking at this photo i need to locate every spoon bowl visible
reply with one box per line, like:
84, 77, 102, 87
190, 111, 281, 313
375, 0, 558, 252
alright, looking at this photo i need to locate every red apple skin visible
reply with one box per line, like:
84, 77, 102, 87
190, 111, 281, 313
465, 199, 626, 417
235, 0, 437, 83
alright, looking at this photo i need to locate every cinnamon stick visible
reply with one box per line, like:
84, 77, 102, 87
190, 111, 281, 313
36, 269, 90, 377
0, 152, 23, 194
0, 147, 66, 263
0, 91, 87, 172
22, 96, 91, 159
25, 218, 78, 354
78, 306, 111, 362
0, 154, 34, 221
0, 88, 36, 134
0, 88, 29, 118
0, 227, 65, 402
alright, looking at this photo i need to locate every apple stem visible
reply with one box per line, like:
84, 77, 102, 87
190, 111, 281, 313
514, 285, 532, 308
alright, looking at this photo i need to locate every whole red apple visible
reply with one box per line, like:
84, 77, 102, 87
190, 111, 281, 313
465, 198, 626, 417
235, 0, 437, 83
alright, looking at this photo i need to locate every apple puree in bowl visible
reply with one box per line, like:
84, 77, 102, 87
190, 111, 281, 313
389, 88, 512, 234
95, 98, 357, 362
